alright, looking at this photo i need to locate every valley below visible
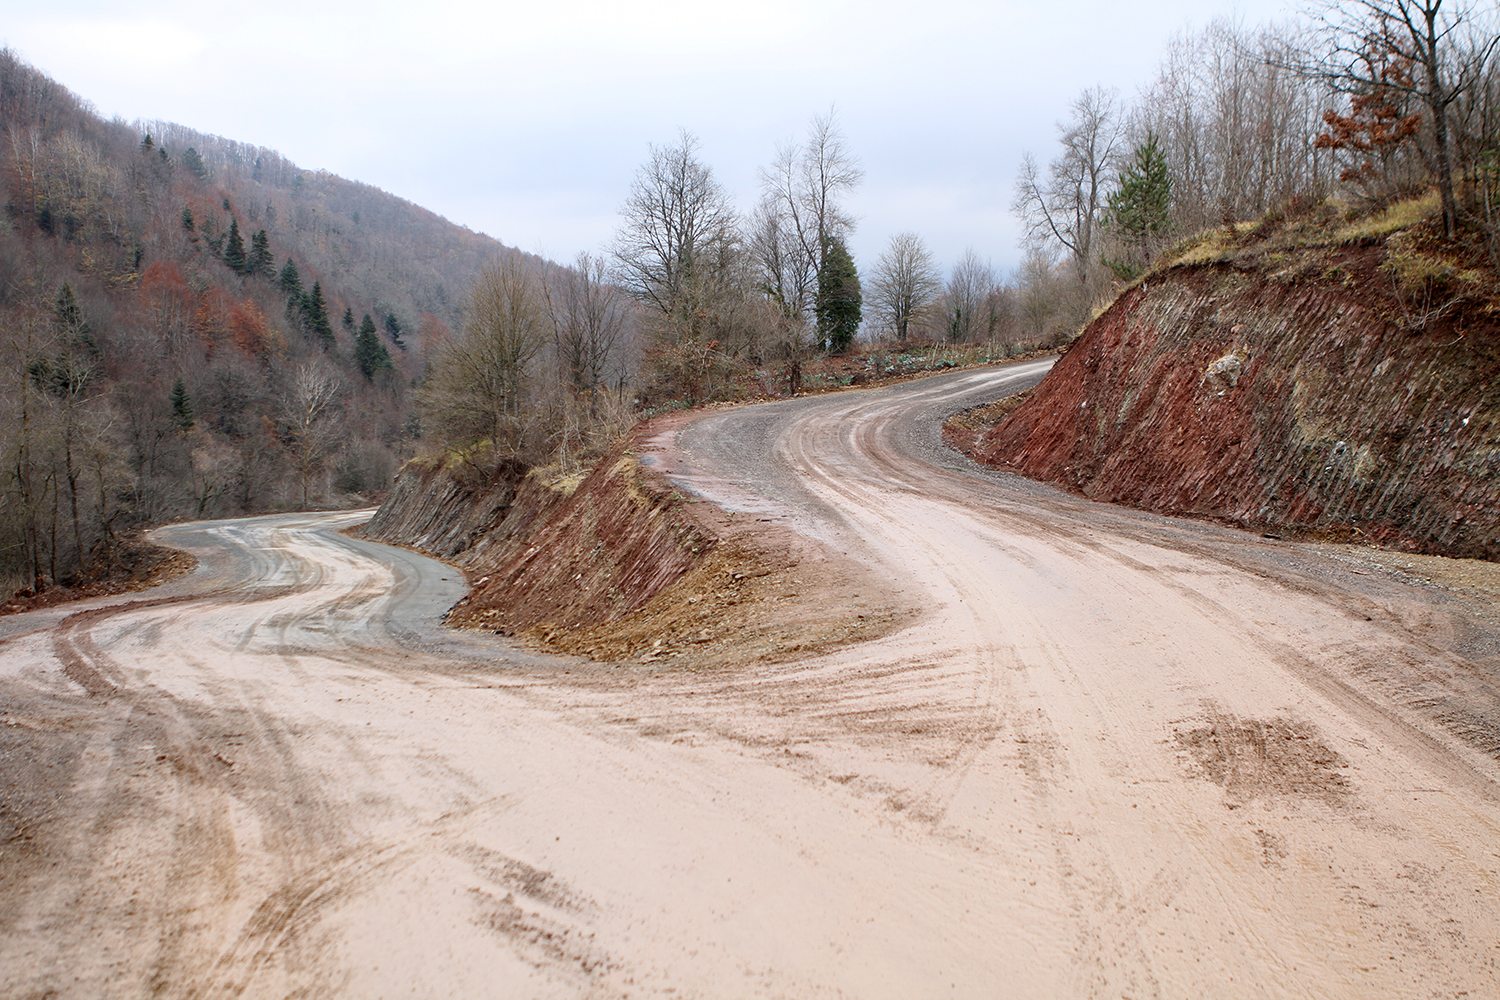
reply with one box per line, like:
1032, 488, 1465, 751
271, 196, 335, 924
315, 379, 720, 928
5, 360, 1500, 998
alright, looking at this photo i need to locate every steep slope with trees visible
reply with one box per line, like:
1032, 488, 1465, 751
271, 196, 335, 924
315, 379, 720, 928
0, 48, 545, 593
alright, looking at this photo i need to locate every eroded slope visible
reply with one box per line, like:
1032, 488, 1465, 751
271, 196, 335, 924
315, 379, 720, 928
966, 235, 1500, 558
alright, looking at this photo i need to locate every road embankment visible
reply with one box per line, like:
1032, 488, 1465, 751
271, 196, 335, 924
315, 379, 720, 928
363, 437, 710, 639
964, 253, 1500, 558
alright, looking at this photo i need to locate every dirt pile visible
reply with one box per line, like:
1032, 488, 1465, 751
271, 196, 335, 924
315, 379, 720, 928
960, 232, 1500, 559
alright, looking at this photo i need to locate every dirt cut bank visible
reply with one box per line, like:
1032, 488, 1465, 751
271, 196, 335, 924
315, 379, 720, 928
362, 415, 911, 664
958, 219, 1500, 559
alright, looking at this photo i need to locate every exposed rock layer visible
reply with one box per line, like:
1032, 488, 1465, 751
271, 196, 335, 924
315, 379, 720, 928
362, 442, 709, 637
968, 259, 1500, 558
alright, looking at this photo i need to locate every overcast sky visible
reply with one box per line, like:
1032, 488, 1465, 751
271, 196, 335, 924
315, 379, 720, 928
4, 0, 1298, 277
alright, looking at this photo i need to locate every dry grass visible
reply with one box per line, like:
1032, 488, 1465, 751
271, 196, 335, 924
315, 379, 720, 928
1160, 192, 1443, 275
1333, 191, 1441, 243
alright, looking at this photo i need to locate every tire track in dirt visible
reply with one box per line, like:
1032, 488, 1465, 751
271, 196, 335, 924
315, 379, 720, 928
10, 368, 1500, 997
669, 360, 1500, 996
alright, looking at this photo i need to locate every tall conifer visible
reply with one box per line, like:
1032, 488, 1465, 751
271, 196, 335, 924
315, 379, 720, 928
354, 314, 392, 381
305, 281, 335, 348
247, 228, 274, 276
223, 219, 247, 274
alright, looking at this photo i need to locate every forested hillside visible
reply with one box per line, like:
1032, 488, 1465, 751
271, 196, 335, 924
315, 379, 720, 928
0, 48, 538, 592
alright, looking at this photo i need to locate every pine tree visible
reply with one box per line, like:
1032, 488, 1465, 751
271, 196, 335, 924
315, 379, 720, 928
279, 259, 307, 329
32, 284, 100, 397
55, 283, 87, 339
247, 228, 274, 277
354, 314, 392, 381
223, 219, 247, 274
53, 283, 100, 359
383, 312, 405, 348
815, 237, 862, 354
1104, 131, 1172, 276
342, 307, 355, 332
305, 281, 335, 349
180, 206, 195, 232
170, 378, 195, 432
180, 146, 207, 180
278, 258, 304, 297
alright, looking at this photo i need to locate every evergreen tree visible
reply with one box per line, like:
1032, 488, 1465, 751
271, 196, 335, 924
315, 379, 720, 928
383, 312, 406, 348
342, 307, 355, 332
354, 314, 392, 381
278, 258, 304, 297
1104, 131, 1172, 276
815, 237, 862, 354
55, 282, 87, 339
53, 283, 99, 357
180, 146, 207, 180
140, 134, 154, 152
222, 219, 247, 273
280, 259, 307, 329
170, 378, 195, 432
180, 206, 195, 232
247, 228, 274, 277
32, 284, 101, 397
304, 281, 335, 349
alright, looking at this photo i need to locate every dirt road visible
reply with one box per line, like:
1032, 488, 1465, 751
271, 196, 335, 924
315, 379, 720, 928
5, 361, 1500, 998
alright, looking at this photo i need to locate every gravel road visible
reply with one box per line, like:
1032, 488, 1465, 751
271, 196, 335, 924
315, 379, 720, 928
4, 361, 1500, 998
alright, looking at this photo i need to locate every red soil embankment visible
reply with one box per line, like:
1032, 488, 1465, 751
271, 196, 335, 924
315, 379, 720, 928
363, 414, 910, 662
966, 257, 1500, 558
363, 435, 709, 639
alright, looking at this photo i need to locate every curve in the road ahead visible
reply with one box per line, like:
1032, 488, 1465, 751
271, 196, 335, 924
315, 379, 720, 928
3, 365, 1500, 999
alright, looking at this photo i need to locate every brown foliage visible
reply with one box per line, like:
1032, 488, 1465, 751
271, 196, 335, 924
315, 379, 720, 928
192, 286, 232, 357
1315, 53, 1423, 203
228, 299, 273, 359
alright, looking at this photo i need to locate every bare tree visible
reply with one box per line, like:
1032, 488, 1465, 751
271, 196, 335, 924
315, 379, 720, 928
751, 112, 863, 377
1304, 0, 1500, 236
749, 186, 818, 324
0, 299, 50, 587
279, 360, 344, 508
1014, 87, 1123, 297
1016, 247, 1069, 345
612, 131, 740, 342
421, 256, 548, 457
943, 249, 997, 344
799, 112, 864, 262
868, 233, 941, 343
546, 252, 630, 414
1131, 20, 1334, 236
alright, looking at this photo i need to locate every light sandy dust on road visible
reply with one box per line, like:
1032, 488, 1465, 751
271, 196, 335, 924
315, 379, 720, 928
3, 360, 1500, 998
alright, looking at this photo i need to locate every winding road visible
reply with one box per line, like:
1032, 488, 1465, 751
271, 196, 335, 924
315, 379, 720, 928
4, 360, 1500, 998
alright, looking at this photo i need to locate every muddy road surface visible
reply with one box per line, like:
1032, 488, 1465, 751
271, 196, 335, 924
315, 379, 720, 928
5, 360, 1500, 998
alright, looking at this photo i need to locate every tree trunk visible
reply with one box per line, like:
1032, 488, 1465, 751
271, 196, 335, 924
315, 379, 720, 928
1423, 10, 1457, 238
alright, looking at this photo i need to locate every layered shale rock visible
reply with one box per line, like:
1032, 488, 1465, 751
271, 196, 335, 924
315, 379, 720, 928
968, 239, 1500, 559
